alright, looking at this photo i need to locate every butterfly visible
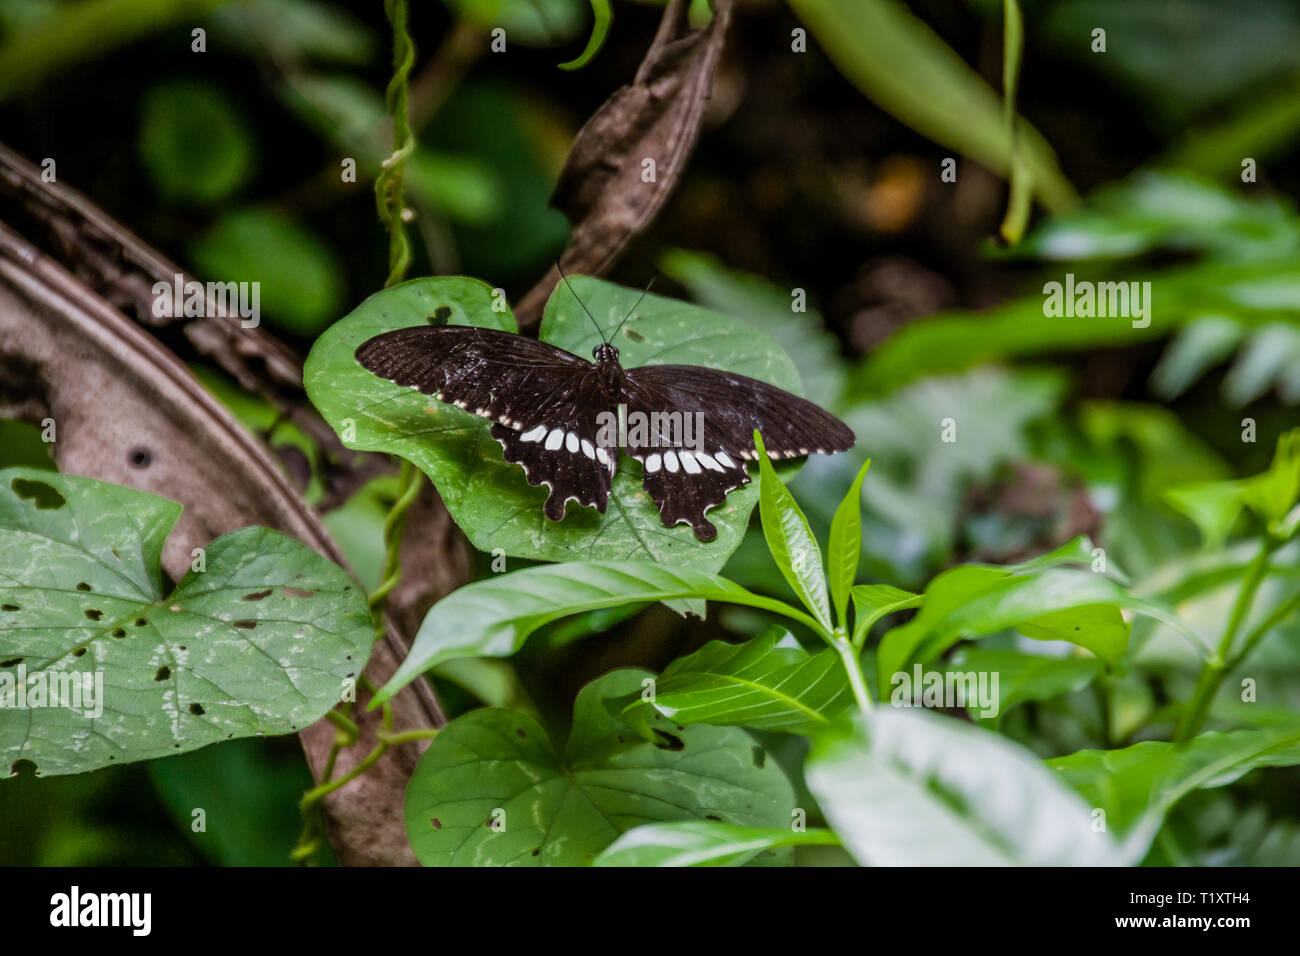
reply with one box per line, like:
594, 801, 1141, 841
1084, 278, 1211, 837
354, 277, 855, 542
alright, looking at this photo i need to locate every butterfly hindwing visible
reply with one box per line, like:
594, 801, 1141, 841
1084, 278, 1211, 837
622, 364, 855, 541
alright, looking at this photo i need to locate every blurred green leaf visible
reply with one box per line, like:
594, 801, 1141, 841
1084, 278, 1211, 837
189, 207, 344, 336
444, 0, 587, 46
593, 820, 837, 867
788, 0, 1076, 210
211, 0, 377, 64
138, 79, 255, 204
944, 647, 1102, 720
807, 709, 1128, 865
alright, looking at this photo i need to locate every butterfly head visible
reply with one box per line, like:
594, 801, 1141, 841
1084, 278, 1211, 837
592, 343, 619, 366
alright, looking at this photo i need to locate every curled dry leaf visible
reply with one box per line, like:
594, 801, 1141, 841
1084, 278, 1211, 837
514, 0, 735, 328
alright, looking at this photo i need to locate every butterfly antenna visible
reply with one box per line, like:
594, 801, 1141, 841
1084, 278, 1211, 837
609, 274, 656, 342
557, 262, 606, 343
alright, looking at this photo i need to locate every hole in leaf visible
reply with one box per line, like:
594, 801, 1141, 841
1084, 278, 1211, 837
0, 657, 22, 668
11, 477, 65, 509
154, 666, 171, 681
704, 814, 722, 822
127, 447, 153, 468
429, 305, 453, 324
531, 848, 540, 857
189, 703, 205, 715
73, 647, 86, 657
752, 746, 766, 768
623, 328, 645, 342
9, 758, 37, 776
652, 729, 685, 751
1, 604, 18, 612
430, 817, 442, 829
134, 618, 147, 627
515, 728, 526, 738
76, 582, 91, 592
111, 628, 126, 638
232, 620, 257, 629
282, 587, 314, 599
84, 609, 103, 621
243, 590, 272, 601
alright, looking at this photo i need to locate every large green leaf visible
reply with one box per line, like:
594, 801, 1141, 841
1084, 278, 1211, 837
404, 669, 795, 866
593, 820, 837, 867
603, 628, 853, 738
1050, 723, 1300, 859
806, 709, 1128, 865
373, 560, 817, 705
0, 469, 372, 777
939, 648, 1102, 722
304, 275, 803, 570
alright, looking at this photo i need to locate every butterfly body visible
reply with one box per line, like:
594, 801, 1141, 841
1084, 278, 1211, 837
355, 324, 854, 542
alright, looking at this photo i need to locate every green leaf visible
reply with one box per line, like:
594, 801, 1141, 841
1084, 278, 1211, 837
875, 555, 1193, 691
558, 0, 611, 70
138, 79, 254, 204
806, 709, 1128, 865
404, 669, 795, 866
443, 0, 587, 47
827, 459, 870, 628
1241, 429, 1300, 527
787, 0, 1075, 210
754, 432, 832, 633
0, 469, 372, 776
943, 648, 1102, 720
305, 275, 803, 571
1163, 479, 1247, 549
603, 628, 853, 738
1050, 723, 1300, 860
189, 208, 344, 337
849, 583, 920, 648
592, 820, 837, 867
373, 560, 817, 705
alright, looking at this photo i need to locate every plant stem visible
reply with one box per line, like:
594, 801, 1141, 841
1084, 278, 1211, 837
1175, 537, 1277, 742
832, 629, 874, 719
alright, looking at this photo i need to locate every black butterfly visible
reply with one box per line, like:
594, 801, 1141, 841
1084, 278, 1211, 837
354, 280, 854, 542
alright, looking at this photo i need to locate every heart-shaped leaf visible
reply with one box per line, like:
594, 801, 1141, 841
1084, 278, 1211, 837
0, 469, 372, 776
806, 708, 1129, 866
404, 669, 795, 866
604, 628, 853, 738
373, 560, 818, 705
304, 275, 803, 571
593, 820, 838, 867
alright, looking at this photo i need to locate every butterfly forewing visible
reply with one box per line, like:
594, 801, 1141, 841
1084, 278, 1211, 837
356, 325, 617, 519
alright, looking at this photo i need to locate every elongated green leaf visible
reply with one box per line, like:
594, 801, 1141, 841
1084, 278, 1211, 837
593, 820, 837, 867
1050, 723, 1300, 860
875, 561, 1193, 691
849, 583, 920, 648
827, 459, 870, 628
604, 628, 852, 738
806, 709, 1127, 865
788, 0, 1075, 210
0, 469, 372, 776
373, 560, 818, 705
404, 670, 795, 866
558, 0, 612, 70
754, 432, 831, 633
305, 276, 803, 571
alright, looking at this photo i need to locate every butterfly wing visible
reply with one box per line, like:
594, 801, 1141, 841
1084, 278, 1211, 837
356, 326, 617, 519
621, 364, 855, 541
